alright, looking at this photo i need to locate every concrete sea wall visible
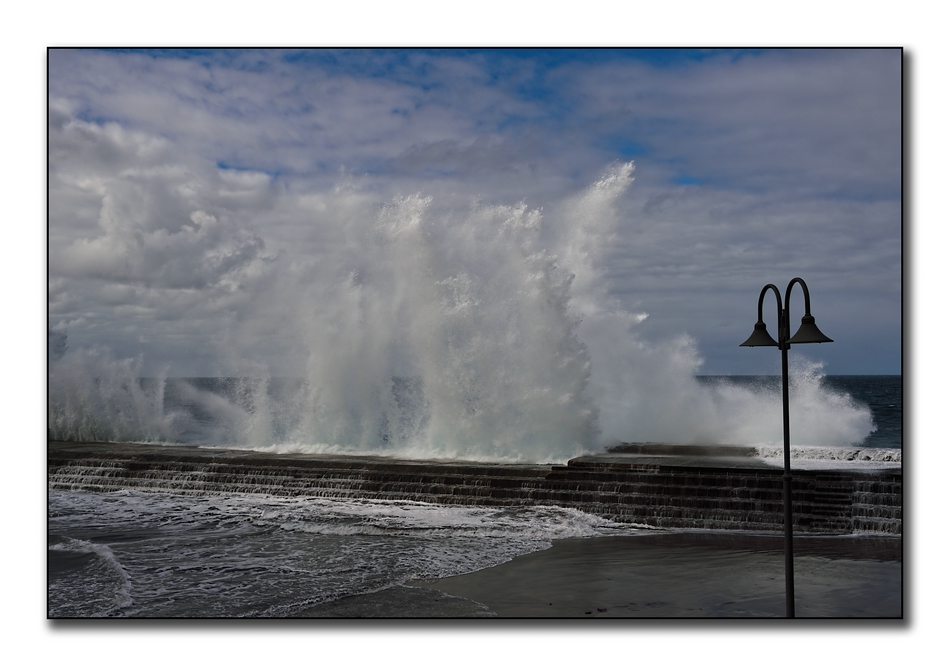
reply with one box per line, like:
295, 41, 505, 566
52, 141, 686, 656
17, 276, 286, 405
48, 441, 901, 535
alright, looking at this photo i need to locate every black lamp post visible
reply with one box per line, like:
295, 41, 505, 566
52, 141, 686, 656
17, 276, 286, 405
740, 277, 832, 618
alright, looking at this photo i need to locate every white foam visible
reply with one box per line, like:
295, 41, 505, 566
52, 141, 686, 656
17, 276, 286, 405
49, 488, 651, 616
754, 445, 901, 470
49, 537, 133, 615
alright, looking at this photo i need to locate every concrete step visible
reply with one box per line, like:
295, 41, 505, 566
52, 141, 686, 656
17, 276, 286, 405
48, 441, 902, 535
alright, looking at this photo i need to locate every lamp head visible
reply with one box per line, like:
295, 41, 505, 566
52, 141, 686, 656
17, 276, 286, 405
740, 321, 779, 347
787, 314, 833, 344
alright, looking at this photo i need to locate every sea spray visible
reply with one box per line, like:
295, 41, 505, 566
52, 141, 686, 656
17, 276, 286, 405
535, 163, 875, 449
48, 164, 875, 459
285, 192, 597, 460
47, 346, 173, 443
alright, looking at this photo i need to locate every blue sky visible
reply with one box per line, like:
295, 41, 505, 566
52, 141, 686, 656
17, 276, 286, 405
48, 47, 901, 375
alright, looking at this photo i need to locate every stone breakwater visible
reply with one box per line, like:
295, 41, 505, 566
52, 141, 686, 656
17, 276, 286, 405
48, 441, 901, 535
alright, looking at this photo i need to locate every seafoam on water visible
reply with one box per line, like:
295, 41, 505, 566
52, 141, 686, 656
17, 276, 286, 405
754, 445, 901, 470
48, 487, 647, 618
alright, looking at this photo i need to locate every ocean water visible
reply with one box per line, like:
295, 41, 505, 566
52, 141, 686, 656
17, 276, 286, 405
48, 488, 641, 618
823, 375, 902, 449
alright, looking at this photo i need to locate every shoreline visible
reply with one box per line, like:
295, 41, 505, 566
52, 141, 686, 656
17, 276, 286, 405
48, 440, 903, 618
405, 532, 902, 618
286, 531, 902, 619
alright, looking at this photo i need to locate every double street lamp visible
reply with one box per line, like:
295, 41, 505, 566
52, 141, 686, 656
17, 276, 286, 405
740, 277, 833, 618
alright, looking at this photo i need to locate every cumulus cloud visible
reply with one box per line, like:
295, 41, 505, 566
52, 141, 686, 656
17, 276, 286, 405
48, 48, 901, 376
51, 111, 274, 279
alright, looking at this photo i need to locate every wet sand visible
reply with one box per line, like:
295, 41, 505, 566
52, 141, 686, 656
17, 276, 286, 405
407, 532, 902, 619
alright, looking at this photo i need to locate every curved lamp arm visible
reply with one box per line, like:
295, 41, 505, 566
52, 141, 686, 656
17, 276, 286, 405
784, 277, 812, 316
785, 277, 833, 345
740, 284, 783, 347
758, 283, 783, 326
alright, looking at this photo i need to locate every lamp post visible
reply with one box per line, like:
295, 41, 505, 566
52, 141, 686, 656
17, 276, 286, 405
740, 277, 832, 618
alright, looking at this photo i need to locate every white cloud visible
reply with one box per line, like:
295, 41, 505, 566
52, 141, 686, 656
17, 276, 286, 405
48, 48, 901, 378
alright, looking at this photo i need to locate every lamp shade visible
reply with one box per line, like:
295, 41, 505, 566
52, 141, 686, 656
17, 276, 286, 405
787, 314, 833, 344
740, 321, 779, 347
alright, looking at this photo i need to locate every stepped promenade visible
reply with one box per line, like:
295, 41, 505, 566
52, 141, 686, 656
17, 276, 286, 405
48, 440, 901, 535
